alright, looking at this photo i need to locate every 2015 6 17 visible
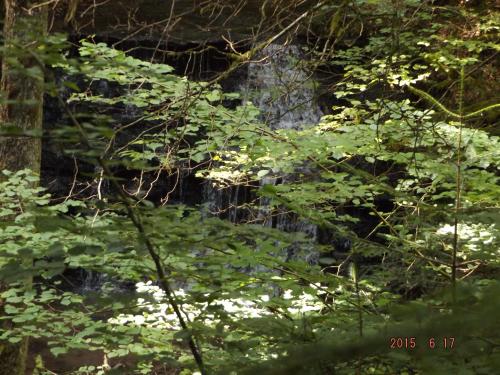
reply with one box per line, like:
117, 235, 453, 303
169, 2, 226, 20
390, 337, 455, 349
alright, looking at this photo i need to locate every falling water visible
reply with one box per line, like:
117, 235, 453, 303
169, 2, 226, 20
205, 43, 323, 264
79, 269, 108, 293
242, 43, 323, 131
247, 44, 322, 264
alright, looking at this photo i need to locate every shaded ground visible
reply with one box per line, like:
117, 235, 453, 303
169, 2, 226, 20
26, 339, 178, 374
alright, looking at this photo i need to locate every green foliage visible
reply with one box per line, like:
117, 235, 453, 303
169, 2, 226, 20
0, 1, 499, 374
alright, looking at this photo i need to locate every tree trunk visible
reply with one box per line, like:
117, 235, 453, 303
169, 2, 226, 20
0, 1, 47, 374
0, 0, 47, 173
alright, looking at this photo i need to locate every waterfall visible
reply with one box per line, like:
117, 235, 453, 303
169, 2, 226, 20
250, 44, 322, 264
242, 43, 323, 131
79, 269, 108, 293
205, 43, 323, 264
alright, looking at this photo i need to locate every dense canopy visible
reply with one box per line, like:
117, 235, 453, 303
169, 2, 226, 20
0, 1, 498, 374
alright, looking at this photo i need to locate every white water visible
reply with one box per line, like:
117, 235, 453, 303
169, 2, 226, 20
242, 43, 323, 130
205, 43, 323, 264
250, 44, 320, 262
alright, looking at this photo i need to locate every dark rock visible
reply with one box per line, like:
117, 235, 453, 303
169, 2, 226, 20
51, 0, 317, 44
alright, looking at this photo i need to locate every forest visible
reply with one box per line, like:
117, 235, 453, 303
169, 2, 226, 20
0, 0, 498, 374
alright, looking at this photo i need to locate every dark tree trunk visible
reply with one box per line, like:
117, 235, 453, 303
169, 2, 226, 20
0, 0, 47, 173
0, 1, 47, 374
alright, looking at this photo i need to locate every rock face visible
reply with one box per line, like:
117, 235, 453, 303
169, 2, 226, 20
51, 0, 315, 44
39, 1, 327, 291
